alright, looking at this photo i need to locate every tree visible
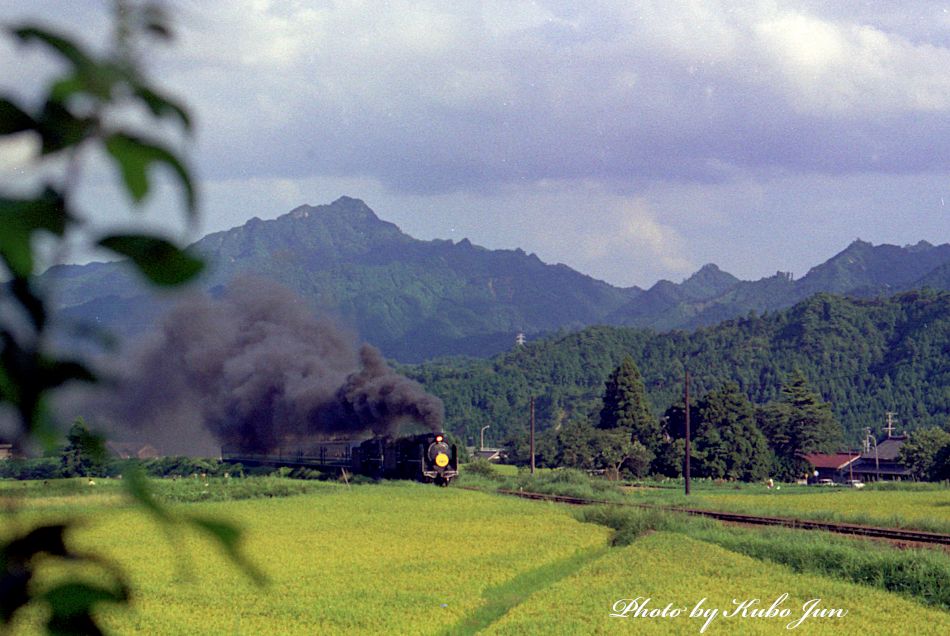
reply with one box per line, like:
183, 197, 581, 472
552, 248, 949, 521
592, 429, 654, 479
598, 355, 660, 448
898, 428, 950, 481
60, 417, 107, 477
692, 383, 770, 481
779, 370, 844, 454
650, 437, 685, 478
756, 402, 806, 481
556, 420, 598, 469
757, 371, 844, 480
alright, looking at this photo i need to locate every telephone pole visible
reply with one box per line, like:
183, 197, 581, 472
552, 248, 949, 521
684, 369, 691, 496
529, 396, 536, 474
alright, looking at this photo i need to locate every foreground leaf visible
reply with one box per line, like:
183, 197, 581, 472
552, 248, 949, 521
0, 97, 36, 135
188, 515, 267, 586
0, 188, 68, 276
11, 26, 97, 74
97, 233, 203, 286
104, 132, 195, 214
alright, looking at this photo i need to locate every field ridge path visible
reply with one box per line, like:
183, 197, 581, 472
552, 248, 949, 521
442, 545, 610, 636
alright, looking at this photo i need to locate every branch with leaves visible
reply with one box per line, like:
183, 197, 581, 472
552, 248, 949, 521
1, 2, 261, 632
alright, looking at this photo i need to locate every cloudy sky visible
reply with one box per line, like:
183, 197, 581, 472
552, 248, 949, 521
2, 0, 949, 288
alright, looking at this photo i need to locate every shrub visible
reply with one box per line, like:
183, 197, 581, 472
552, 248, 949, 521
464, 458, 500, 478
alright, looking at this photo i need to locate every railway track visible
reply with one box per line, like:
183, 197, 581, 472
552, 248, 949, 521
475, 487, 950, 548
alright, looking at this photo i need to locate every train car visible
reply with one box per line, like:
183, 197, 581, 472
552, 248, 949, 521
221, 439, 359, 469
221, 431, 459, 485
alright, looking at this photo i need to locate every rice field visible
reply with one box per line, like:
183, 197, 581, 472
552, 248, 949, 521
5, 481, 609, 634
487, 532, 950, 635
4, 479, 949, 634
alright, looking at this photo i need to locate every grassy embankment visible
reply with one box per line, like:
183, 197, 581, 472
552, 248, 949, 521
459, 461, 950, 533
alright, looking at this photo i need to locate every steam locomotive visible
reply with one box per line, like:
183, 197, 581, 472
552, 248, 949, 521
220, 432, 459, 486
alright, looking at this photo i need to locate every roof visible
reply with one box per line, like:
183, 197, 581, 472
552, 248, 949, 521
868, 436, 906, 461
803, 453, 861, 470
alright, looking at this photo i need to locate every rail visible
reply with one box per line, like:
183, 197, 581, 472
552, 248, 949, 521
471, 487, 950, 547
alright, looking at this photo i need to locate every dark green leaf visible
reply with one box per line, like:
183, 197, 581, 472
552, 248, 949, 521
104, 132, 196, 214
37, 100, 95, 154
0, 188, 68, 276
47, 62, 126, 105
7, 276, 46, 329
4, 524, 70, 560
39, 359, 97, 390
97, 233, 203, 286
43, 581, 128, 617
49, 73, 88, 104
122, 466, 172, 522
47, 613, 105, 636
12, 26, 96, 72
187, 514, 267, 586
134, 85, 191, 131
142, 4, 173, 40
0, 97, 36, 135
44, 581, 128, 635
1, 525, 68, 623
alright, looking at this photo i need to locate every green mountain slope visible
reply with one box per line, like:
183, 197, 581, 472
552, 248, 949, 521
406, 291, 950, 448
49, 197, 637, 360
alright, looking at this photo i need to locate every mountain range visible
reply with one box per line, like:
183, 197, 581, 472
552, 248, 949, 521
45, 196, 950, 361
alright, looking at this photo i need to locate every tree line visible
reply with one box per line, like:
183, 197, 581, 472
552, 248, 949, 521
404, 290, 949, 480
504, 357, 841, 482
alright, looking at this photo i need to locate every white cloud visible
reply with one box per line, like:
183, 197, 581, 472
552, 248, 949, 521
753, 10, 950, 114
579, 197, 693, 277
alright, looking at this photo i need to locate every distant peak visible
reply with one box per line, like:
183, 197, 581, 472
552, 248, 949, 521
905, 240, 934, 252
328, 196, 378, 217
688, 263, 730, 278
331, 195, 365, 207
685, 263, 736, 279
679, 262, 738, 299
846, 238, 873, 250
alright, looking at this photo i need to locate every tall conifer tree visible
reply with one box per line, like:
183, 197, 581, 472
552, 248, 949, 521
598, 355, 660, 448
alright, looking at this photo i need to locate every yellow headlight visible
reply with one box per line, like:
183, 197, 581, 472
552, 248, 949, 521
435, 453, 449, 467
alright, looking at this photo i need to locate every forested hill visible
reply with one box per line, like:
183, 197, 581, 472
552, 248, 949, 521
406, 291, 950, 447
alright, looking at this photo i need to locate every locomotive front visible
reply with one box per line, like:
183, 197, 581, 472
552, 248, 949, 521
423, 433, 459, 486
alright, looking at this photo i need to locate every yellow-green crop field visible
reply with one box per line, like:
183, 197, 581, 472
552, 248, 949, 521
4, 480, 949, 634
488, 532, 950, 635
631, 487, 950, 532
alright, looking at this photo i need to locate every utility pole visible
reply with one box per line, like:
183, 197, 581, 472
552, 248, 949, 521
684, 369, 691, 496
885, 412, 896, 438
529, 396, 535, 474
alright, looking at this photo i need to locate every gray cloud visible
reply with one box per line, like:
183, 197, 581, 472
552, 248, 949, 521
137, 1, 950, 193
2, 1, 948, 288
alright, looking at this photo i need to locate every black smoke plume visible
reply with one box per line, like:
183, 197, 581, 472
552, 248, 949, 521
79, 278, 443, 454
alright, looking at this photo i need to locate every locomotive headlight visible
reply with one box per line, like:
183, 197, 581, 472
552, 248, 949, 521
435, 452, 449, 468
